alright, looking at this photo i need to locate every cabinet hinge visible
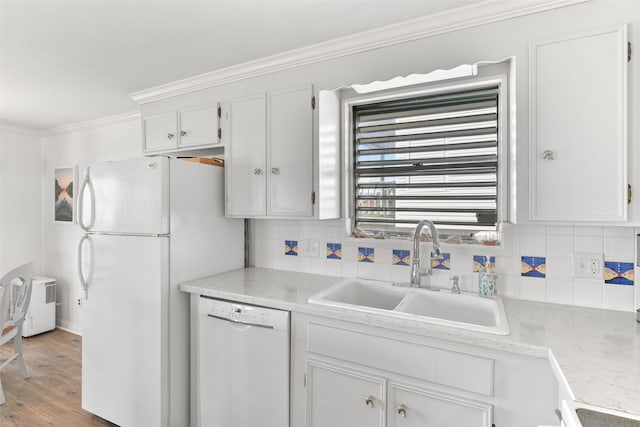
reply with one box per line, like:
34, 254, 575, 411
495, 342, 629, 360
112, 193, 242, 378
217, 128, 222, 140
628, 184, 632, 204
628, 41, 632, 62
311, 95, 316, 110
217, 106, 222, 118
311, 191, 316, 205
304, 373, 307, 388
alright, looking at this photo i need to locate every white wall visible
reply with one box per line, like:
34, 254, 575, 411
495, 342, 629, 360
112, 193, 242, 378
41, 118, 140, 333
0, 126, 43, 275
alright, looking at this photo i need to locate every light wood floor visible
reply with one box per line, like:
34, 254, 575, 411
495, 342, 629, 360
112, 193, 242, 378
0, 328, 116, 427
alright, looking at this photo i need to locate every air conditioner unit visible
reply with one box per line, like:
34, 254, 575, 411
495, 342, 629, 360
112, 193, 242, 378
23, 276, 56, 337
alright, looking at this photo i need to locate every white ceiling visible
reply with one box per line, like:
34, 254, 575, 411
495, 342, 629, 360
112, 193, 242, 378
0, 0, 486, 131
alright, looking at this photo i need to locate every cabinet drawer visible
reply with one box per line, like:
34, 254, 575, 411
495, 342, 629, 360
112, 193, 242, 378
307, 323, 494, 396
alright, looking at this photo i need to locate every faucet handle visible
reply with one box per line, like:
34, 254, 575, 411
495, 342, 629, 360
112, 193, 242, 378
417, 267, 430, 276
450, 276, 461, 294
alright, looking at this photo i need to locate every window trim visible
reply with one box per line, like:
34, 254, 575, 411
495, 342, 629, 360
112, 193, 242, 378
342, 69, 513, 242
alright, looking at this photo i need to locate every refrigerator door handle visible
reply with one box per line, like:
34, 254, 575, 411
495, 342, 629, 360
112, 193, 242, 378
77, 234, 92, 299
78, 166, 96, 231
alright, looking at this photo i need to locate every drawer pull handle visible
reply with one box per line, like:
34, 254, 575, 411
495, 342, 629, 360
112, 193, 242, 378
365, 395, 375, 408
254, 168, 263, 175
397, 404, 407, 417
167, 133, 175, 140
180, 130, 188, 137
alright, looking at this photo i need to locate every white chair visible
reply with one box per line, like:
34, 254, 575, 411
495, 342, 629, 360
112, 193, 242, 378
0, 262, 34, 405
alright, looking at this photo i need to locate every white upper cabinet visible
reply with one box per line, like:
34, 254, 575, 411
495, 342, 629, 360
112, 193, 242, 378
142, 103, 221, 154
178, 105, 221, 149
268, 87, 313, 217
142, 112, 178, 153
224, 85, 314, 218
529, 25, 629, 222
225, 94, 268, 217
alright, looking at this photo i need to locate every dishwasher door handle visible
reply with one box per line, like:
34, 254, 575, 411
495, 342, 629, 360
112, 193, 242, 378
206, 314, 275, 330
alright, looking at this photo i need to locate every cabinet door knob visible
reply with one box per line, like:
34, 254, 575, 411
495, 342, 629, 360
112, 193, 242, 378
254, 168, 263, 175
365, 395, 375, 408
271, 167, 280, 175
397, 404, 407, 417
541, 150, 554, 160
180, 130, 188, 137
167, 133, 174, 139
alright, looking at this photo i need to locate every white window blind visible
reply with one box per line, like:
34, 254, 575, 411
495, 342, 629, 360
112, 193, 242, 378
353, 86, 499, 233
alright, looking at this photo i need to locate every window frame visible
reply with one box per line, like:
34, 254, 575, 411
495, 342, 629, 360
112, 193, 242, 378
342, 69, 513, 242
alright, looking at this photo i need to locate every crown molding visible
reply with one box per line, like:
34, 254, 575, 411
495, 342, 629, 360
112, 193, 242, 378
46, 111, 141, 136
130, 0, 589, 104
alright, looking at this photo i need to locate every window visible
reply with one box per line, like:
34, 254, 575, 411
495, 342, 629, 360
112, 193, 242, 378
348, 76, 509, 242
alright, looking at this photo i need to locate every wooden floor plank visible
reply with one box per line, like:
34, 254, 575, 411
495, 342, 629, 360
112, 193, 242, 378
0, 329, 117, 427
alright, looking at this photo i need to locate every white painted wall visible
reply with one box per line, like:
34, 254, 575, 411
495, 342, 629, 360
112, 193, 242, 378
41, 118, 140, 332
0, 127, 43, 275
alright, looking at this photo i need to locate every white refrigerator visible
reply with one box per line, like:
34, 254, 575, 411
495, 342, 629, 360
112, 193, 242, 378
76, 156, 244, 427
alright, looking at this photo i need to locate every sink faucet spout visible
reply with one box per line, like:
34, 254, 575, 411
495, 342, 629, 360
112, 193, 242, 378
410, 220, 441, 288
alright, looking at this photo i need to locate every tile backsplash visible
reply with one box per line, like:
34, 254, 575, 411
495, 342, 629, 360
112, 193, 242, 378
251, 220, 638, 312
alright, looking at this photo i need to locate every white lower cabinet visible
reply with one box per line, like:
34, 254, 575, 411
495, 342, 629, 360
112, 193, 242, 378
292, 314, 560, 427
307, 361, 385, 427
387, 383, 491, 427
306, 360, 491, 427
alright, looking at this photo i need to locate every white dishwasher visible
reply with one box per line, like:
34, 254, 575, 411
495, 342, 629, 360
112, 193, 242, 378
197, 297, 290, 427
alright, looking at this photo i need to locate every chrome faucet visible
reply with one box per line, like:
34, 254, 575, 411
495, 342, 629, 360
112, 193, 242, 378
410, 220, 442, 288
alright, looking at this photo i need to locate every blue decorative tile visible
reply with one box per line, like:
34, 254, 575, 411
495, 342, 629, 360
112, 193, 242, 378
326, 243, 342, 260
604, 261, 634, 285
521, 256, 546, 278
358, 247, 375, 263
284, 240, 298, 256
432, 253, 451, 270
392, 249, 410, 266
473, 255, 495, 272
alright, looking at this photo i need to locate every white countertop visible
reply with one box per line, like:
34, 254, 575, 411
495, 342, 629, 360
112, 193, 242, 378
180, 267, 640, 418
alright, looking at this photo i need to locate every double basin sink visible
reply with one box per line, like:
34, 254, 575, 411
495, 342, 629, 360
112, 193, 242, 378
308, 279, 510, 335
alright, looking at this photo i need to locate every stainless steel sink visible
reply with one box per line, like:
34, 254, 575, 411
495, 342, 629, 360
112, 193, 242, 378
308, 278, 510, 335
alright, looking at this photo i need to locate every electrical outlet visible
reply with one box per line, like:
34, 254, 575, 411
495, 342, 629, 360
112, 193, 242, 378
303, 239, 320, 257
572, 253, 604, 279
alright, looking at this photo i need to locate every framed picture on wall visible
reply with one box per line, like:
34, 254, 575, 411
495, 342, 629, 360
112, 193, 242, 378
54, 165, 78, 223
